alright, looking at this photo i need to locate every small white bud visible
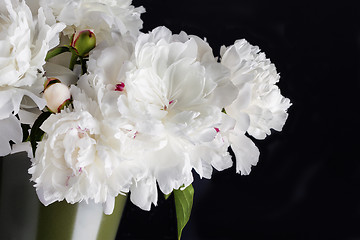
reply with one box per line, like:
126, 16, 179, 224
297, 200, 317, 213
43, 83, 71, 113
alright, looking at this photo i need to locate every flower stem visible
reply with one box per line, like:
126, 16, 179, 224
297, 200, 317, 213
80, 57, 87, 75
69, 52, 78, 71
45, 46, 70, 61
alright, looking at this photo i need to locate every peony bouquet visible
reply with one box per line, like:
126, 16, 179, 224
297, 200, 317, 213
0, 0, 291, 239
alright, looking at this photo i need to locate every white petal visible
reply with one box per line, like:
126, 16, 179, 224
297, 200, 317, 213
18, 108, 42, 125
0, 115, 22, 156
44, 62, 78, 86
102, 196, 115, 215
229, 132, 260, 175
35, 187, 57, 206
130, 177, 158, 211
11, 142, 33, 158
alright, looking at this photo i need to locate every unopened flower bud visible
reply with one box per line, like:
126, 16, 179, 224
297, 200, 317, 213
43, 81, 71, 113
70, 30, 96, 57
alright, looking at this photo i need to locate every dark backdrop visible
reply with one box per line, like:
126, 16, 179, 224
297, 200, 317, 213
117, 1, 360, 239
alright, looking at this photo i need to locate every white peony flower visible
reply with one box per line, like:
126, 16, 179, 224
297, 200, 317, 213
81, 26, 238, 210
0, 0, 65, 156
78, 33, 134, 102
41, 0, 145, 42
29, 86, 142, 214
221, 39, 292, 140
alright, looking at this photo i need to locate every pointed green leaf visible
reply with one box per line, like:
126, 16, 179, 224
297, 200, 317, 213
174, 184, 194, 240
164, 192, 172, 200
45, 46, 70, 61
29, 111, 52, 156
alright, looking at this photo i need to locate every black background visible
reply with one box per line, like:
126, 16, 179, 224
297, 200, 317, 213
117, 1, 360, 239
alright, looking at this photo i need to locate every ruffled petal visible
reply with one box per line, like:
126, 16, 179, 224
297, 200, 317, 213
0, 115, 22, 156
130, 177, 158, 211
229, 132, 260, 175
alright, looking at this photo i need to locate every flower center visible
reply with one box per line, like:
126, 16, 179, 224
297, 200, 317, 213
162, 100, 175, 111
115, 82, 125, 91
77, 126, 89, 138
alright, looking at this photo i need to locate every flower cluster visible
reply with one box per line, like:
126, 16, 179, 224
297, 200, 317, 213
0, 0, 291, 215
0, 0, 64, 155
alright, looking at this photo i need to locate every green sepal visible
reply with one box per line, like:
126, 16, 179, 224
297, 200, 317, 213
57, 98, 72, 113
44, 77, 61, 90
29, 111, 52, 156
70, 30, 96, 57
174, 184, 194, 240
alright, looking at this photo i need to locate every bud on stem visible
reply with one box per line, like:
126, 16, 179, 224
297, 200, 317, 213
70, 30, 96, 57
43, 78, 71, 113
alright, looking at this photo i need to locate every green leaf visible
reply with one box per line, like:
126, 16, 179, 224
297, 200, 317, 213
45, 46, 70, 61
174, 184, 194, 240
164, 192, 172, 200
29, 111, 52, 156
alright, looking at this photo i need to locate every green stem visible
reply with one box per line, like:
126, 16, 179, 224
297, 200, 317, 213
45, 46, 70, 61
80, 57, 87, 75
69, 53, 78, 71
